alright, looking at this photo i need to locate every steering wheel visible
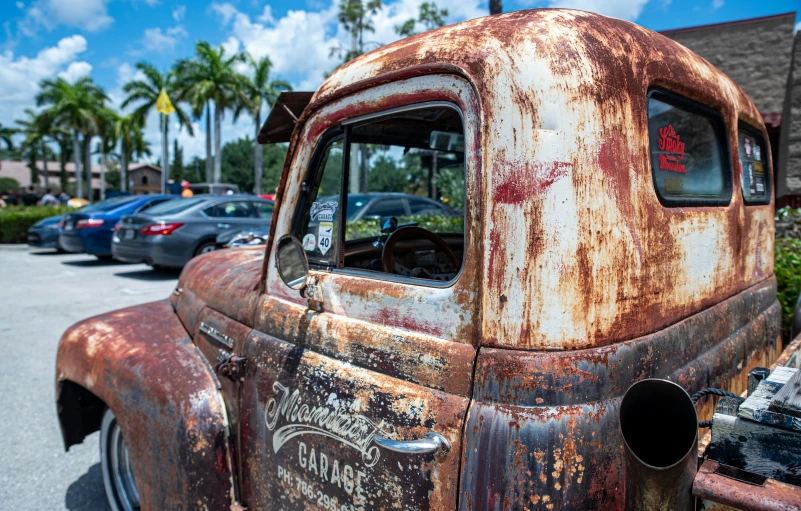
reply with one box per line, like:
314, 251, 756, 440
381, 226, 459, 274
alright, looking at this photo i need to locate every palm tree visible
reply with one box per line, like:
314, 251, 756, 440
121, 62, 194, 189
36, 76, 107, 199
175, 41, 247, 184
16, 109, 53, 189
0, 122, 16, 151
114, 113, 151, 192
94, 108, 118, 200
52, 126, 73, 191
239, 54, 291, 195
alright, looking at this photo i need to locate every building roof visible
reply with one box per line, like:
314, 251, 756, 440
0, 160, 160, 190
660, 12, 796, 36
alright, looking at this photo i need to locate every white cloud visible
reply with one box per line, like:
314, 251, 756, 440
138, 25, 188, 53
172, 5, 186, 22
712, 0, 723, 8
219, 0, 484, 94
0, 34, 87, 133
57, 61, 92, 81
544, 0, 649, 21
19, 0, 113, 35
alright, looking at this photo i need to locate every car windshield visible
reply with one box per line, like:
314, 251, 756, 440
144, 197, 206, 216
80, 196, 137, 213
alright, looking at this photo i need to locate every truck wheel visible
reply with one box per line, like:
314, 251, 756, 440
194, 241, 216, 257
100, 408, 141, 511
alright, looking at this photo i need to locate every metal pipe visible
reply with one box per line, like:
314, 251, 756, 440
620, 379, 698, 511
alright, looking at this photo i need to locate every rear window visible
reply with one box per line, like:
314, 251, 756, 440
81, 196, 137, 213
647, 91, 731, 206
738, 125, 771, 204
145, 197, 205, 215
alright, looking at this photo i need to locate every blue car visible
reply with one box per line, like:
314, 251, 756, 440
27, 214, 64, 250
59, 195, 172, 258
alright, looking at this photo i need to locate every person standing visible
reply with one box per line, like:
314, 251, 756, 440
39, 188, 59, 205
57, 191, 70, 204
21, 186, 39, 206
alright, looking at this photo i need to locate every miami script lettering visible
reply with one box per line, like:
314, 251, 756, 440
265, 382, 388, 467
657, 124, 686, 174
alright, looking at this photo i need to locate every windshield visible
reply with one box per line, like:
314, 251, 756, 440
81, 196, 137, 213
143, 197, 205, 216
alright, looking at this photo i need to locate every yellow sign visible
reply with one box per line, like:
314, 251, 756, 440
156, 88, 175, 115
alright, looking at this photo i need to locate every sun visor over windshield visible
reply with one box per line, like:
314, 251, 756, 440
257, 91, 314, 144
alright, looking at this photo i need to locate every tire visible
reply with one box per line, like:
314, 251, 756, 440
194, 240, 216, 257
100, 408, 141, 511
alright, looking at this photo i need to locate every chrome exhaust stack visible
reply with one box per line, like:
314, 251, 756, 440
620, 379, 698, 511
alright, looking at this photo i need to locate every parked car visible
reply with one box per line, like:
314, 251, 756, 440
343, 192, 457, 220
55, 10, 801, 511
111, 195, 274, 269
27, 214, 64, 250
215, 225, 271, 249
58, 195, 172, 258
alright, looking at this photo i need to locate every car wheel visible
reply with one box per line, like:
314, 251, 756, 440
194, 241, 216, 257
100, 408, 141, 511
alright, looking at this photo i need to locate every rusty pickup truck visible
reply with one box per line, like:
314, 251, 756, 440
55, 8, 801, 511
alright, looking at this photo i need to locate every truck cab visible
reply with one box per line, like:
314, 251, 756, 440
55, 9, 795, 511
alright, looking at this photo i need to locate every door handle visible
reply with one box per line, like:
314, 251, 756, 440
217, 223, 230, 229
373, 432, 451, 456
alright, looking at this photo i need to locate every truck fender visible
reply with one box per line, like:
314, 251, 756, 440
56, 300, 235, 511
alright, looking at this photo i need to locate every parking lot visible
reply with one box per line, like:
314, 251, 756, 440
0, 245, 179, 511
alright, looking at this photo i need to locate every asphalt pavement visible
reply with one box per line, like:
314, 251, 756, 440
0, 245, 179, 511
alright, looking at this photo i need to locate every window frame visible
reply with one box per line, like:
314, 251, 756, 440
737, 121, 772, 206
290, 101, 467, 288
646, 88, 733, 208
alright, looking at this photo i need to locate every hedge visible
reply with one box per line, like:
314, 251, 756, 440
776, 207, 801, 339
346, 215, 464, 240
0, 206, 74, 244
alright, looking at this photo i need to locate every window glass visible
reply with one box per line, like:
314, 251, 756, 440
136, 199, 168, 213
253, 201, 274, 219
648, 93, 729, 203
205, 201, 254, 218
295, 104, 465, 283
81, 196, 137, 213
298, 138, 344, 265
145, 197, 204, 215
738, 128, 770, 204
362, 198, 406, 219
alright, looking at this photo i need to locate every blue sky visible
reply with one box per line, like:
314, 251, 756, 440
0, 0, 798, 161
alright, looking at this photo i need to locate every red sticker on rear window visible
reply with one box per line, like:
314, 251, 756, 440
657, 125, 686, 174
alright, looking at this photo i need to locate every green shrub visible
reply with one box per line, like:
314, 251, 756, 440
776, 207, 801, 339
346, 215, 464, 240
0, 206, 74, 244
0, 177, 20, 194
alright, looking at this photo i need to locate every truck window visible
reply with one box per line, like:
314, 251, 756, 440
737, 125, 771, 205
647, 90, 731, 206
295, 103, 465, 283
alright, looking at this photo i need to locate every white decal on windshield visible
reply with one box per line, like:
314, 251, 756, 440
317, 222, 333, 255
310, 201, 338, 222
264, 382, 388, 467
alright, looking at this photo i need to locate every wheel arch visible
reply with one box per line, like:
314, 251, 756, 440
55, 300, 236, 510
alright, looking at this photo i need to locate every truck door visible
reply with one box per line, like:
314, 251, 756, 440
240, 75, 481, 510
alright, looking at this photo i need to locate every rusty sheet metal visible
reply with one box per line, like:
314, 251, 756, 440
56, 300, 235, 510
459, 280, 780, 510
694, 460, 801, 511
773, 333, 801, 370
178, 246, 264, 328
239, 329, 467, 511
301, 9, 774, 351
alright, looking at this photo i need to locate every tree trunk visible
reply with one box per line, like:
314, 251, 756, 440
206, 101, 213, 183
121, 141, 128, 193
59, 138, 68, 192
83, 134, 91, 200
161, 114, 169, 194
254, 110, 263, 195
73, 129, 83, 199
214, 103, 222, 184
489, 0, 502, 15
41, 140, 48, 190
100, 149, 106, 201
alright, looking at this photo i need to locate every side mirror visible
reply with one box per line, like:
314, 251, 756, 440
275, 235, 309, 290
